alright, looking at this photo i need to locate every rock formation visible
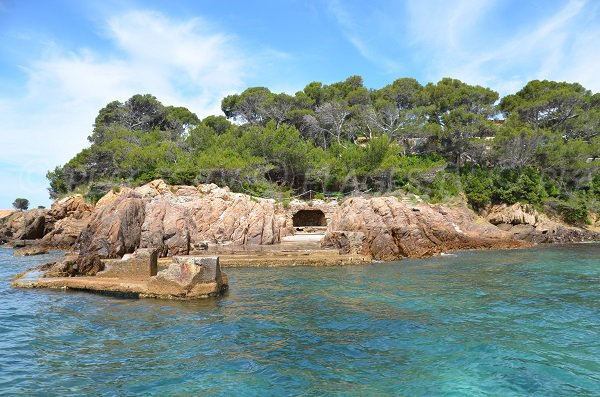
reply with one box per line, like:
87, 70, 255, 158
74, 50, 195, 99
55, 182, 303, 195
3, 179, 598, 263
41, 195, 94, 248
322, 197, 526, 260
0, 209, 47, 243
486, 203, 600, 243
0, 195, 94, 249
74, 190, 146, 258
73, 180, 290, 258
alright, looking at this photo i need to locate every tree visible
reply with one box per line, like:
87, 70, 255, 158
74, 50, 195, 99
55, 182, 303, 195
221, 87, 272, 124
314, 101, 351, 145
13, 198, 29, 211
499, 80, 589, 132
423, 78, 499, 168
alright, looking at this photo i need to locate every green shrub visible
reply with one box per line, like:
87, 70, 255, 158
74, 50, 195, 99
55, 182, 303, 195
545, 197, 590, 225
429, 172, 462, 203
461, 170, 494, 209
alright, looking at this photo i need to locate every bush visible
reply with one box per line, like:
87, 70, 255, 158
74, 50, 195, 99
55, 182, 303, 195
12, 198, 29, 211
85, 183, 112, 204
462, 170, 494, 209
544, 197, 590, 225
493, 167, 547, 206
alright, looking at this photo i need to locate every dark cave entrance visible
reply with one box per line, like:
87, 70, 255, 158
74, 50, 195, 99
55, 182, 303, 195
292, 210, 327, 227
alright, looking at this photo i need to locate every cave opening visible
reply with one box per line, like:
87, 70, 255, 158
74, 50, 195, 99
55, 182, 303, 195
292, 210, 327, 227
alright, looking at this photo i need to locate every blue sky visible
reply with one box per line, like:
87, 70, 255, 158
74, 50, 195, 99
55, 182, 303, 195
1, 0, 599, 208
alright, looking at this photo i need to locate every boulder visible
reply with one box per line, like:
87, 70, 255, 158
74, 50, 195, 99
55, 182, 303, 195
486, 203, 600, 243
323, 197, 525, 260
74, 190, 145, 258
0, 209, 47, 243
0, 195, 94, 248
40, 195, 94, 248
44, 254, 104, 277
321, 231, 365, 255
46, 194, 93, 221
97, 248, 158, 280
41, 216, 91, 248
147, 256, 227, 298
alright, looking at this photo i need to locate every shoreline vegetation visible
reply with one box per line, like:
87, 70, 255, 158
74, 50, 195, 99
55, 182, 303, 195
46, 76, 599, 226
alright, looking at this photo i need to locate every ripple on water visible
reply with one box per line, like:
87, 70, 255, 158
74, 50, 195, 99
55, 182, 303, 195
0, 245, 599, 396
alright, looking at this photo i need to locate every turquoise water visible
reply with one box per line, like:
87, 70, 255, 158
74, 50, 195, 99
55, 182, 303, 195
1, 245, 599, 396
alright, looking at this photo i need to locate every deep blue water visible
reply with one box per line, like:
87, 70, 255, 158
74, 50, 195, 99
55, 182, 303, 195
0, 245, 599, 396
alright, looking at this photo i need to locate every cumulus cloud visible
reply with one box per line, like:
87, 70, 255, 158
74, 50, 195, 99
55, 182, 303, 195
0, 10, 250, 207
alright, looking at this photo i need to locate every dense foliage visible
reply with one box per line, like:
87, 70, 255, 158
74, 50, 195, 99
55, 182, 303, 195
47, 77, 599, 223
12, 198, 29, 211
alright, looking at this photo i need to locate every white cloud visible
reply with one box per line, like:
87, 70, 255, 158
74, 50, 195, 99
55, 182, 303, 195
407, 0, 599, 95
327, 0, 402, 73
329, 0, 599, 96
0, 10, 251, 207
405, 0, 497, 49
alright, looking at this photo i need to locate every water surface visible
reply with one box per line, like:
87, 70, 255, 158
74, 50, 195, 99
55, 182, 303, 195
1, 245, 599, 396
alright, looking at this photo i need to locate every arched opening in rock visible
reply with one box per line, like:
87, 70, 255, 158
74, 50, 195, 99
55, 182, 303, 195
292, 210, 326, 227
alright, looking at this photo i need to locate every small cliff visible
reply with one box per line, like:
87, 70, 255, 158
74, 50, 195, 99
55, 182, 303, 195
73, 180, 290, 258
321, 197, 527, 260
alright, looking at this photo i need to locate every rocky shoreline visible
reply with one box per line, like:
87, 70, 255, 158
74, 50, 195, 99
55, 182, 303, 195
2, 179, 599, 261
3, 179, 599, 299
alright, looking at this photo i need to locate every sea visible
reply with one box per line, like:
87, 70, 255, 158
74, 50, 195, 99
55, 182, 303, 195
0, 244, 599, 396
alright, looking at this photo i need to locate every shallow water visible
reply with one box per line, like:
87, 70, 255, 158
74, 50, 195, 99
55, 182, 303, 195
1, 244, 599, 396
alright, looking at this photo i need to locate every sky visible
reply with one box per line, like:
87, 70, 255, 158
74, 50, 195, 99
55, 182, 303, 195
1, 0, 599, 208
